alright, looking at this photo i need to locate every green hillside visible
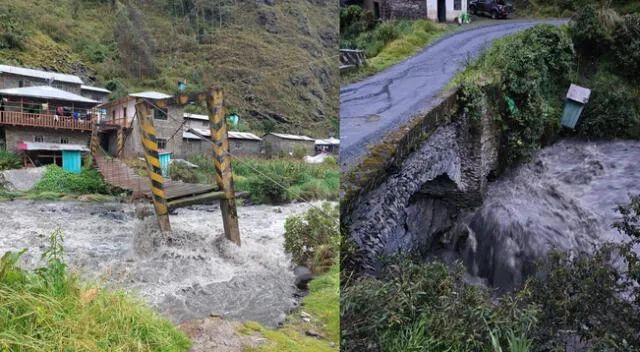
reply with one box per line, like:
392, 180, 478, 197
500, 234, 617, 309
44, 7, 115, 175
0, 0, 338, 137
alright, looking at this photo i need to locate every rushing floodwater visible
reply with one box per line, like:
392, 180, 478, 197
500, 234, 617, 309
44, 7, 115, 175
458, 139, 640, 293
0, 201, 318, 327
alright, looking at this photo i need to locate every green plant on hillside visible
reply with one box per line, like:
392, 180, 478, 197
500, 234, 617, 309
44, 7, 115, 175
0, 10, 26, 50
284, 202, 339, 274
569, 5, 612, 59
0, 149, 22, 170
577, 71, 640, 139
0, 229, 191, 351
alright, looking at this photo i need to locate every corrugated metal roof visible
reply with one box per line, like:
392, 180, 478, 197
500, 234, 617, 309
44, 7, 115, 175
183, 129, 262, 141
17, 141, 89, 152
81, 85, 111, 94
129, 91, 173, 100
0, 86, 98, 104
184, 113, 209, 121
0, 65, 83, 84
229, 131, 262, 141
267, 133, 314, 141
315, 137, 340, 145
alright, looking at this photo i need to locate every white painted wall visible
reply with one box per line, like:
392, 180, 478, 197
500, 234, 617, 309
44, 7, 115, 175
426, 0, 467, 21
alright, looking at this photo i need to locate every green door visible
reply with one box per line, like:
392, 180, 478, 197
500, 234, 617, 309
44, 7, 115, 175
159, 152, 171, 178
561, 99, 585, 129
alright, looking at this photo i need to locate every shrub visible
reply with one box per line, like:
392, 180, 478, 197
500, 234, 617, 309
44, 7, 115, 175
323, 155, 337, 166
283, 202, 339, 273
168, 161, 199, 183
0, 149, 22, 170
0, 14, 26, 50
340, 5, 377, 41
569, 5, 612, 58
293, 145, 308, 159
32, 165, 113, 194
611, 13, 640, 82
578, 73, 640, 139
341, 258, 538, 352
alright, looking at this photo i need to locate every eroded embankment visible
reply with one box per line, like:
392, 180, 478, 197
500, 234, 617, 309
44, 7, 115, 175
344, 84, 640, 293
0, 200, 319, 327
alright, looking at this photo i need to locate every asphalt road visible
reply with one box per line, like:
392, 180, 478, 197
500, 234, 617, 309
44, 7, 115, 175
340, 20, 568, 171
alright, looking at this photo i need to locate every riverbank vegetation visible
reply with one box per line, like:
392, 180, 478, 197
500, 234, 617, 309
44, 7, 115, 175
342, 196, 640, 351
241, 204, 339, 351
511, 0, 636, 19
0, 229, 191, 351
185, 155, 340, 204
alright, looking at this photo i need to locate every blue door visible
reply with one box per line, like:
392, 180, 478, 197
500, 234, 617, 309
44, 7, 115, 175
62, 150, 82, 174
159, 152, 171, 177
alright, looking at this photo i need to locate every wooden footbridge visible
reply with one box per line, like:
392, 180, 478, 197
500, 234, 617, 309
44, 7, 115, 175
91, 88, 243, 245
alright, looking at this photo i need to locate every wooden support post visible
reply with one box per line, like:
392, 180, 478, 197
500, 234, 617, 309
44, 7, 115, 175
207, 87, 241, 245
117, 126, 125, 158
135, 100, 171, 232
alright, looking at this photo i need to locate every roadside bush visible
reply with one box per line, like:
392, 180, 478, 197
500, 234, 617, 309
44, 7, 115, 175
496, 25, 574, 164
323, 155, 337, 166
32, 165, 113, 194
168, 161, 199, 183
611, 13, 640, 82
341, 258, 539, 352
578, 73, 640, 139
340, 5, 377, 41
569, 5, 612, 58
284, 202, 339, 274
0, 149, 22, 170
0, 229, 191, 351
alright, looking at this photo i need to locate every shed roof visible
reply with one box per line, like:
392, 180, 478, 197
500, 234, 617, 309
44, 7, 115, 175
183, 128, 262, 141
81, 85, 111, 94
0, 86, 98, 104
266, 133, 314, 142
0, 65, 83, 85
17, 141, 89, 152
129, 91, 173, 100
315, 137, 340, 145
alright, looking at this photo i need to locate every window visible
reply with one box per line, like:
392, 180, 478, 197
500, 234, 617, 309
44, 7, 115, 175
60, 137, 69, 144
156, 138, 167, 149
34, 136, 44, 142
18, 80, 24, 88
123, 106, 127, 119
112, 110, 116, 121
153, 107, 168, 120
454, 0, 462, 10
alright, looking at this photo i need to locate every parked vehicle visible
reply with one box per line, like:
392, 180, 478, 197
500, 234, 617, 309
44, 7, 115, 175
469, 0, 514, 19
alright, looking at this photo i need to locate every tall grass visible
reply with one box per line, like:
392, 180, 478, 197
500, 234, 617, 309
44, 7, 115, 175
188, 155, 339, 204
0, 229, 191, 351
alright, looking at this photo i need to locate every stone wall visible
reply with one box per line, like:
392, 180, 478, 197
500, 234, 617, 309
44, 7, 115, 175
381, 0, 427, 20
343, 86, 502, 273
122, 105, 185, 158
3, 126, 90, 153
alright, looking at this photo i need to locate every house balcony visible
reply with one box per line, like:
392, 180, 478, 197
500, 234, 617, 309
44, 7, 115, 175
0, 110, 94, 131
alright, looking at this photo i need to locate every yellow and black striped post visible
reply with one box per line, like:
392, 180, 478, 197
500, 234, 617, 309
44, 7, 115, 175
207, 87, 241, 245
135, 100, 172, 232
116, 126, 125, 158
90, 122, 98, 161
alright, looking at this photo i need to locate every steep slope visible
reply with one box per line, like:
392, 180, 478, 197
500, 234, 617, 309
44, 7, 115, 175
0, 0, 339, 137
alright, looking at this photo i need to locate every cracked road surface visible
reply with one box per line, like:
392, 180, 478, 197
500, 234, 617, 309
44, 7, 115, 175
340, 20, 568, 171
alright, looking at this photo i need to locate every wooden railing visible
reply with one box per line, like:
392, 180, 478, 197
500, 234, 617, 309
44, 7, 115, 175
0, 111, 93, 131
